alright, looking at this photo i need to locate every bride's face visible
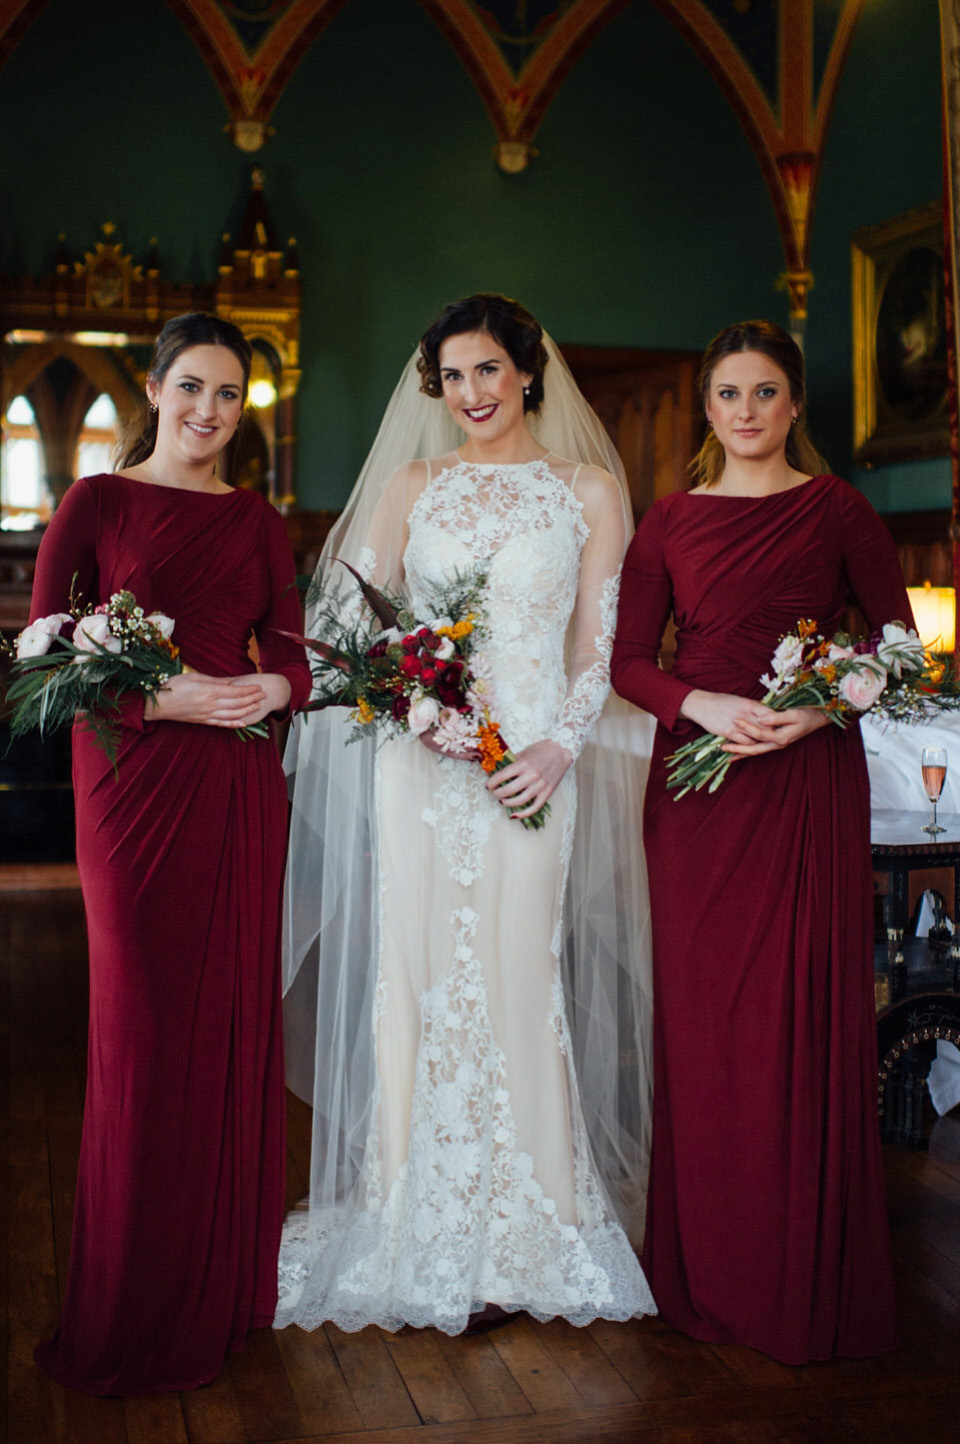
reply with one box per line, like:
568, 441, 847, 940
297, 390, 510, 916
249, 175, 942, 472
438, 330, 531, 444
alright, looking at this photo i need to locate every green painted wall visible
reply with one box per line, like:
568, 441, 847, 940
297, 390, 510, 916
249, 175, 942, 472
0, 0, 945, 512
804, 0, 946, 510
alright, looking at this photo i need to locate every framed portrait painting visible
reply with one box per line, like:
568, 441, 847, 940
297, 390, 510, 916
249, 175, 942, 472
852, 200, 948, 467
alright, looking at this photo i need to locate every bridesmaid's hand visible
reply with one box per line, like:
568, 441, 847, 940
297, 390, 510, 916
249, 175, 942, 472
487, 739, 572, 819
225, 672, 292, 725
145, 671, 290, 727
720, 706, 830, 756
681, 689, 787, 745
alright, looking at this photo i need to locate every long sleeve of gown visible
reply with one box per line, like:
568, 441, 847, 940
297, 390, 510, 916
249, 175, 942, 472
29, 477, 155, 734
548, 472, 628, 761
256, 505, 312, 717
30, 476, 99, 619
610, 501, 693, 731
836, 480, 915, 633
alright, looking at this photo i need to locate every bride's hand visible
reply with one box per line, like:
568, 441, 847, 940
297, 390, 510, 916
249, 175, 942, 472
486, 739, 572, 819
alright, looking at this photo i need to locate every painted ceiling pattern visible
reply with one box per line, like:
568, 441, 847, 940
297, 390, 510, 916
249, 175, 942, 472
0, 0, 867, 315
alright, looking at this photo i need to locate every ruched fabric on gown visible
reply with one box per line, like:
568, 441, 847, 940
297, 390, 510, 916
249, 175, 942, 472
611, 476, 907, 1364
29, 475, 310, 1395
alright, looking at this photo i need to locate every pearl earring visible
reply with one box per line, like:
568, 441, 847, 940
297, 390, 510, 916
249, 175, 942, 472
149, 403, 158, 414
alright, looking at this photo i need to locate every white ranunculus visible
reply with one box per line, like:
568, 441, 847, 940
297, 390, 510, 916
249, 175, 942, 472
838, 659, 887, 710
435, 636, 455, 660
74, 613, 122, 654
407, 692, 440, 735
146, 611, 175, 640
37, 612, 72, 634
876, 622, 925, 678
16, 611, 74, 658
16, 623, 55, 658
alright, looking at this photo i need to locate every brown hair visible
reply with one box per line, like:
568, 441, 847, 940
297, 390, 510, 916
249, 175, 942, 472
690, 319, 829, 488
117, 312, 252, 482
416, 293, 549, 414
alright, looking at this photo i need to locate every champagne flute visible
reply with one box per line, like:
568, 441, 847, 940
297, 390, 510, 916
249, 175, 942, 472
921, 747, 948, 835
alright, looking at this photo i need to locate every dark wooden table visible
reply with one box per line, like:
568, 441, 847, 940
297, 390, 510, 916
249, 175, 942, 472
871, 811, 960, 1146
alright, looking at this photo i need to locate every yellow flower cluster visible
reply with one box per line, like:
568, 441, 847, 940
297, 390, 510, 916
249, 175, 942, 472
436, 614, 475, 641
353, 697, 375, 725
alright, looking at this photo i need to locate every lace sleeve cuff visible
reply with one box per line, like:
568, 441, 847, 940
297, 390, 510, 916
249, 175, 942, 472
548, 661, 611, 761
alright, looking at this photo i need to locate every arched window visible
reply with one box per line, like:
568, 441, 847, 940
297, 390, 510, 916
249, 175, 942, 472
1, 394, 49, 530
76, 392, 119, 480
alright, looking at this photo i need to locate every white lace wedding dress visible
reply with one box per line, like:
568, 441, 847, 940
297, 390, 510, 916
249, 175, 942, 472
275, 454, 654, 1334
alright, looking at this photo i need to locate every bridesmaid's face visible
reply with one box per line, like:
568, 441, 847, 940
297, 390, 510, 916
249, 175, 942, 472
147, 344, 245, 465
438, 330, 531, 444
705, 351, 799, 465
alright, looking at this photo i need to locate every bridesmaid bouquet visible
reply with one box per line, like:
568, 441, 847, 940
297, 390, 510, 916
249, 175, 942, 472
667, 618, 960, 798
287, 560, 550, 829
6, 586, 268, 767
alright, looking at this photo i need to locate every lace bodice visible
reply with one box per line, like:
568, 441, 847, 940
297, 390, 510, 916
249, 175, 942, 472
402, 456, 619, 758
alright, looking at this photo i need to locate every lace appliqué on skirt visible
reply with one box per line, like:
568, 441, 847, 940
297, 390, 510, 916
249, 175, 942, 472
275, 905, 652, 1333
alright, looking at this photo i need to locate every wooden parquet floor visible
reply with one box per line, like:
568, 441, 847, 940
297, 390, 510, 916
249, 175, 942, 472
4, 886, 960, 1444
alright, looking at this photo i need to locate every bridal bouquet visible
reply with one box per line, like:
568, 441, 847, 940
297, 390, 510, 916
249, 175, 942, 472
290, 560, 550, 829
667, 618, 960, 798
7, 585, 268, 767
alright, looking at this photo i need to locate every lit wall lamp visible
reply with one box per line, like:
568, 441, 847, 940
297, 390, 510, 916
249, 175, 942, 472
249, 378, 277, 409
906, 582, 956, 652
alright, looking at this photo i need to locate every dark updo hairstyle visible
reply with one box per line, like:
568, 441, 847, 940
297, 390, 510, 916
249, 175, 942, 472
417, 292, 549, 414
690, 319, 828, 488
118, 312, 252, 483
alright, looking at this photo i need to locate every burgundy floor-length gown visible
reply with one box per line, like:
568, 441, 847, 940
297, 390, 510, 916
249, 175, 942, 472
611, 475, 909, 1365
29, 474, 310, 1395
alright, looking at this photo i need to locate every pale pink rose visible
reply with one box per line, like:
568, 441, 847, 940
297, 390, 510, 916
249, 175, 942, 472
838, 659, 887, 710
827, 642, 856, 662
407, 693, 440, 735
146, 611, 175, 640
74, 613, 122, 654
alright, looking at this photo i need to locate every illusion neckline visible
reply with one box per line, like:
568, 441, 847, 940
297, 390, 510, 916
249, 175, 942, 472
452, 450, 555, 471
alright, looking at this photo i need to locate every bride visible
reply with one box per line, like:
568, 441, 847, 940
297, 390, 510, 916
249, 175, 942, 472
277, 293, 655, 1334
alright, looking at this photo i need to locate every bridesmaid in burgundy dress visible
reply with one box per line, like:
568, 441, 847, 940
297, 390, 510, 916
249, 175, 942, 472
611, 320, 910, 1364
29, 314, 310, 1394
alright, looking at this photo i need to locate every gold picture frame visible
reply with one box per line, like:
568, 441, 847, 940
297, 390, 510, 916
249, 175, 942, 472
852, 200, 948, 467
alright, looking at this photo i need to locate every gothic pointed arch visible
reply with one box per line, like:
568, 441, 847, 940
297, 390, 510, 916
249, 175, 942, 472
647, 0, 866, 324
418, 0, 628, 172
162, 0, 350, 151
0, 0, 49, 70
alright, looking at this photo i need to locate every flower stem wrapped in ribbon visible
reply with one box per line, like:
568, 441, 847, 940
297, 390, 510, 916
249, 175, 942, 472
283, 560, 550, 830
667, 618, 960, 798
6, 583, 268, 769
